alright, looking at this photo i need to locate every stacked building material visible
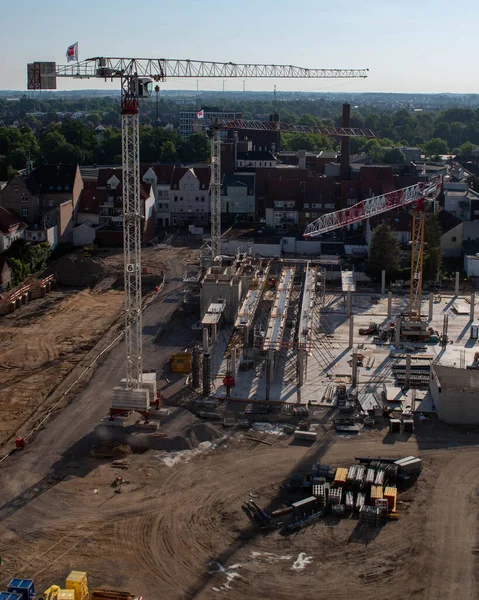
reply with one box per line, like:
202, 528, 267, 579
374, 469, 385, 485
384, 487, 398, 512
375, 498, 389, 515
356, 492, 366, 511
366, 468, 376, 484
328, 487, 342, 505
370, 485, 383, 504
345, 491, 355, 510
333, 467, 348, 486
332, 504, 345, 515
359, 505, 382, 526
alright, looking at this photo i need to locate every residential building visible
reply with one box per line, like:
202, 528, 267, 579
148, 165, 175, 227
179, 107, 241, 138
236, 150, 277, 169
0, 206, 27, 251
0, 164, 83, 243
437, 210, 463, 258
221, 173, 255, 223
169, 167, 210, 227
444, 183, 479, 221
95, 168, 156, 245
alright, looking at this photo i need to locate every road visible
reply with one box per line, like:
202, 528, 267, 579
0, 246, 190, 505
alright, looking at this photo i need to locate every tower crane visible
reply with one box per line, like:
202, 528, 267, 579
208, 118, 377, 259
304, 176, 442, 332
27, 55, 368, 409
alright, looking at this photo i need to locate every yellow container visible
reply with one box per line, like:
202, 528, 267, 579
58, 591, 75, 600
66, 571, 89, 600
384, 486, 397, 512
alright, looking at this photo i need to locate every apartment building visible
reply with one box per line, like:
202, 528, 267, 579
179, 107, 241, 138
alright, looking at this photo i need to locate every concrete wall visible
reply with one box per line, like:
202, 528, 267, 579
200, 278, 242, 323
430, 364, 479, 424
464, 255, 479, 277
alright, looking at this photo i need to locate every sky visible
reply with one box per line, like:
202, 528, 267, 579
1, 0, 478, 95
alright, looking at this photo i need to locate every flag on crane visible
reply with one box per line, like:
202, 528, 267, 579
66, 42, 78, 63
197, 109, 204, 119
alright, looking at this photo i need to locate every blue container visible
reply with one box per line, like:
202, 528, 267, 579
7, 579, 34, 600
0, 593, 23, 600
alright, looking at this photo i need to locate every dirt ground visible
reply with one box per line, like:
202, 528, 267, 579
0, 421, 477, 600
0, 245, 195, 449
0, 288, 124, 446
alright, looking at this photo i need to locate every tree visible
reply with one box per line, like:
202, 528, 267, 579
383, 147, 407, 164
423, 213, 442, 281
368, 223, 400, 280
159, 140, 178, 163
455, 141, 476, 159
423, 138, 448, 157
178, 133, 210, 163
363, 139, 385, 163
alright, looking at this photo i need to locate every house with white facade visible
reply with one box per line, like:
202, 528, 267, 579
0, 207, 27, 251
444, 182, 479, 221
221, 173, 255, 223
169, 167, 211, 227
236, 150, 277, 169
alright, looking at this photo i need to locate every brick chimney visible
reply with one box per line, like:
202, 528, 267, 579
340, 103, 351, 181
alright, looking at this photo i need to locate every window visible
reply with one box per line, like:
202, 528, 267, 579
304, 203, 309, 208
195, 197, 199, 202
21, 194, 28, 203
64, 184, 70, 192
174, 196, 178, 202
13, 187, 18, 195
452, 236, 457, 242
49, 184, 54, 191
57, 184, 62, 191
305, 212, 310, 218
201, 197, 205, 202
21, 207, 28, 217
180, 197, 183, 201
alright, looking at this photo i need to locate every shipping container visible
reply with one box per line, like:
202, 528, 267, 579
0, 593, 22, 600
292, 496, 317, 514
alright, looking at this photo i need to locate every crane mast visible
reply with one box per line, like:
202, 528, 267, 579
27, 55, 368, 409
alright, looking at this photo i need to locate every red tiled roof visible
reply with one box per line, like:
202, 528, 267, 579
152, 164, 175, 184
0, 206, 27, 235
97, 168, 122, 187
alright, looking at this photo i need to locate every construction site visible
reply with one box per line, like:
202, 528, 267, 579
0, 57, 478, 600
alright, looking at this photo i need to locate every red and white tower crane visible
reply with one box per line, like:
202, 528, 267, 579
304, 176, 442, 322
27, 56, 368, 404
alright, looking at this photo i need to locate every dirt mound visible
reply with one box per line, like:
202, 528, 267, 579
52, 254, 108, 288
90, 442, 132, 459
151, 435, 193, 451
186, 422, 224, 446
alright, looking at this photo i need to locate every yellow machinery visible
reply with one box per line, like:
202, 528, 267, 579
43, 571, 89, 600
170, 351, 192, 374
42, 586, 74, 600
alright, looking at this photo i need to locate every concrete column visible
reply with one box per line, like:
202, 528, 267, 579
405, 354, 412, 389
428, 293, 434, 321
455, 271, 460, 295
381, 270, 386, 296
346, 290, 352, 318
395, 316, 401, 347
387, 292, 392, 319
266, 349, 274, 401
211, 323, 217, 342
244, 325, 249, 347
297, 350, 304, 388
471, 291, 476, 321
352, 349, 358, 387
349, 315, 354, 349
202, 327, 209, 353
230, 347, 237, 376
